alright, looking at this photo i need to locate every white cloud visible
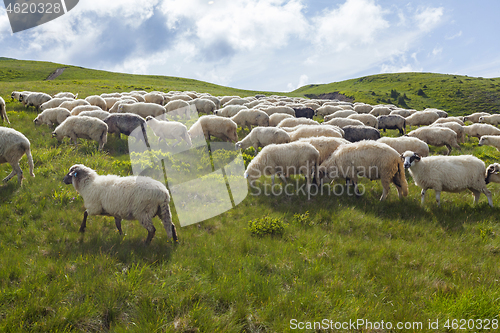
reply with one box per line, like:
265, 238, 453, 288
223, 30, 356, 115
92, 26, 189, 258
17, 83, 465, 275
446, 30, 462, 40
414, 6, 444, 32
432, 46, 443, 56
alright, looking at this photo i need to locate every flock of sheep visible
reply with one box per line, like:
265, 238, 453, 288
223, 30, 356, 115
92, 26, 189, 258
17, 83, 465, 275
2, 89, 500, 244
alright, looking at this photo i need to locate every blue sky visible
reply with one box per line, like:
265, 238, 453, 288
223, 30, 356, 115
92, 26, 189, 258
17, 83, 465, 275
0, 0, 499, 92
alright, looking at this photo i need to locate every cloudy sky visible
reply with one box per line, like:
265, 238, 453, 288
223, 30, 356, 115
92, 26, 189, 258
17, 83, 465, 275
0, 0, 499, 92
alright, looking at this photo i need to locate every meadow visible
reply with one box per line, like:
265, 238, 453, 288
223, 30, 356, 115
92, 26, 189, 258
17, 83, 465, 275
0, 59, 500, 332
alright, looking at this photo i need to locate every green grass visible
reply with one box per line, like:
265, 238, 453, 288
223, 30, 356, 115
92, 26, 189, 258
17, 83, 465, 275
0, 59, 500, 331
294, 72, 500, 116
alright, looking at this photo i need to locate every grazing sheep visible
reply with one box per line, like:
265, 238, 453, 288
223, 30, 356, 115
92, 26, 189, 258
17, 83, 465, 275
405, 111, 440, 127
223, 98, 247, 107
108, 99, 136, 113
235, 127, 290, 154
54, 92, 77, 99
463, 123, 500, 139
200, 96, 221, 109
188, 115, 238, 142
70, 105, 103, 116
85, 95, 108, 111
432, 116, 465, 126
304, 103, 320, 111
323, 118, 364, 128
376, 115, 406, 135
390, 109, 413, 118
377, 136, 429, 157
103, 97, 123, 110
101, 93, 122, 98
324, 110, 357, 120
231, 109, 269, 130
189, 98, 217, 115
298, 136, 350, 164
269, 113, 294, 127
369, 107, 392, 117
342, 125, 381, 142
0, 97, 9, 124
277, 118, 319, 128
407, 126, 461, 155
19, 91, 33, 106
430, 122, 466, 143
130, 94, 145, 103
292, 107, 315, 119
214, 105, 247, 117
52, 116, 108, 150
25, 93, 52, 111
244, 141, 320, 190
60, 100, 91, 111
478, 135, 500, 151
353, 104, 373, 114
103, 113, 149, 146
0, 127, 35, 185
33, 107, 71, 127
485, 163, 500, 184
289, 125, 343, 141
479, 114, 500, 126
425, 108, 448, 118
220, 96, 240, 105
40, 97, 75, 111
261, 106, 295, 117
79, 110, 111, 121
316, 105, 343, 118
63, 164, 177, 244
347, 114, 378, 127
119, 102, 166, 119
403, 151, 492, 207
464, 112, 490, 123
145, 116, 191, 147
144, 92, 164, 105
165, 100, 190, 118
319, 140, 408, 200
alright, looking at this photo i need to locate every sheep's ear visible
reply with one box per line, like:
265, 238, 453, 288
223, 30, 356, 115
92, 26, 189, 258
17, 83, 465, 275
414, 152, 421, 161
51, 132, 56, 137
487, 165, 496, 174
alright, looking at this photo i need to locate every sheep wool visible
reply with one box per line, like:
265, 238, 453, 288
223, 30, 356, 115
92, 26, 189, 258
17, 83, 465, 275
34, 107, 71, 126
0, 127, 35, 185
188, 115, 238, 142
478, 135, 500, 151
377, 136, 429, 157
231, 109, 269, 130
407, 126, 461, 155
0, 97, 9, 124
235, 127, 290, 154
63, 164, 177, 244
52, 116, 108, 151
145, 116, 192, 147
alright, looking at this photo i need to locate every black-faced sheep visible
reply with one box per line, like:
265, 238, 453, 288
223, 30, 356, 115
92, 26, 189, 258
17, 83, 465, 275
403, 151, 492, 207
52, 116, 108, 151
63, 164, 177, 244
319, 140, 408, 200
188, 115, 238, 142
0, 127, 35, 185
235, 127, 290, 154
407, 126, 461, 155
376, 115, 406, 135
486, 163, 500, 184
342, 125, 381, 142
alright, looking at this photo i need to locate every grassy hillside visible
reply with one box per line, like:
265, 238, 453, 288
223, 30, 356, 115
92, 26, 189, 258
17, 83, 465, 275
294, 72, 500, 116
0, 60, 500, 331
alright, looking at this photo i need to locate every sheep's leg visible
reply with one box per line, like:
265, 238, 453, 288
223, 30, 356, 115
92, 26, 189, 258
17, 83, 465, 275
445, 144, 452, 155
483, 188, 494, 207
114, 217, 123, 235
435, 191, 441, 206
2, 169, 16, 183
79, 211, 88, 233
159, 201, 177, 241
380, 178, 391, 201
140, 218, 156, 245
420, 189, 426, 205
279, 173, 287, 184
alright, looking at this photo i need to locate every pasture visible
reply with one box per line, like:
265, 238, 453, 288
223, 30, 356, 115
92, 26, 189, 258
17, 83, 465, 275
0, 59, 499, 332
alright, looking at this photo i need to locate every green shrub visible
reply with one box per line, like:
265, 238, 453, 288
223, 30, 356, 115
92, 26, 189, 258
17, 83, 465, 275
248, 216, 286, 237
292, 211, 314, 227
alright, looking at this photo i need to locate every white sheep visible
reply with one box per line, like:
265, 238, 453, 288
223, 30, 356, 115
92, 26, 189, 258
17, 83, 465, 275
130, 94, 146, 103
289, 125, 343, 141
231, 109, 269, 130
353, 104, 373, 114
319, 140, 408, 200
213, 105, 247, 118
463, 124, 500, 139
390, 109, 414, 118
144, 92, 165, 105
188, 115, 238, 142
119, 102, 166, 119
377, 136, 429, 157
25, 93, 52, 111
432, 116, 465, 126
369, 107, 392, 117
220, 96, 240, 105
485, 163, 500, 184
103, 97, 123, 110
200, 96, 221, 109
347, 114, 378, 127
277, 118, 319, 128
85, 95, 108, 111
478, 135, 500, 151
324, 110, 357, 120
402, 151, 493, 207
269, 113, 294, 127
0, 127, 35, 185
407, 126, 461, 155
479, 114, 500, 126
315, 105, 343, 118
78, 110, 111, 121
235, 127, 290, 154
430, 122, 466, 143
40, 97, 75, 111
322, 118, 364, 128
189, 98, 217, 115
101, 93, 122, 98
60, 100, 91, 111
261, 106, 295, 117
70, 105, 103, 116
54, 92, 77, 99
34, 107, 71, 127
52, 116, 108, 150
145, 116, 192, 147
165, 100, 190, 118
0, 97, 9, 124
405, 111, 440, 127
463, 112, 490, 123
108, 99, 136, 113
224, 98, 248, 107
298, 136, 350, 164
425, 108, 448, 118
63, 164, 177, 244
244, 141, 319, 190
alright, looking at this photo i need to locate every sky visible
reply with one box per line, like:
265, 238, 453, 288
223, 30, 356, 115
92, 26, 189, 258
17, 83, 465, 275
0, 0, 499, 92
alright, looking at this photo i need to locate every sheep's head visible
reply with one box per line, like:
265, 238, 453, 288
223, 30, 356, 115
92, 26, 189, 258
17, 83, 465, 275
33, 116, 41, 126
63, 164, 95, 190
485, 163, 500, 184
479, 116, 485, 123
478, 136, 486, 146
235, 142, 242, 150
145, 116, 153, 123
51, 130, 63, 141
403, 151, 420, 169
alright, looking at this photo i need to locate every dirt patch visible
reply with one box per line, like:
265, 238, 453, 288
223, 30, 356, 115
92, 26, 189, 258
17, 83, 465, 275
305, 92, 354, 102
45, 67, 67, 81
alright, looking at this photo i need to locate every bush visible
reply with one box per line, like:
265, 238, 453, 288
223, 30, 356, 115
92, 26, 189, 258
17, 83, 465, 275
248, 216, 286, 237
